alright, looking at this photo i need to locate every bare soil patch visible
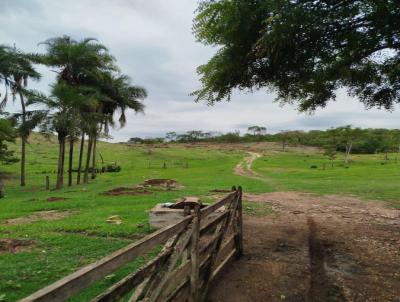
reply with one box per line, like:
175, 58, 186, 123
47, 197, 67, 202
4, 210, 71, 225
103, 187, 152, 196
0, 239, 35, 254
209, 189, 234, 193
208, 192, 400, 302
141, 178, 183, 189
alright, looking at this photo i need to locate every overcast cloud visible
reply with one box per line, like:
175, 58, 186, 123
1, 0, 399, 141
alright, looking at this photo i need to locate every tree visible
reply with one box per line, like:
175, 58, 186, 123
193, 1, 400, 111
10, 47, 41, 186
247, 126, 266, 136
0, 116, 18, 198
85, 72, 146, 181
165, 131, 177, 142
0, 45, 42, 186
37, 36, 116, 186
325, 126, 362, 165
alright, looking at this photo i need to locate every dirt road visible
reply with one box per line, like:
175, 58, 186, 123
208, 155, 400, 302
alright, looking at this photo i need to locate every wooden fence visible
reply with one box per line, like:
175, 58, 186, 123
21, 186, 243, 302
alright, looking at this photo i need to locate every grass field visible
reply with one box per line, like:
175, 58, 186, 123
253, 150, 400, 206
0, 136, 399, 301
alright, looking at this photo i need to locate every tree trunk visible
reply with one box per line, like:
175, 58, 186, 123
344, 142, 353, 165
56, 135, 66, 189
0, 178, 5, 198
19, 92, 26, 187
91, 134, 97, 179
77, 132, 85, 184
68, 137, 74, 186
83, 135, 93, 184
21, 137, 26, 186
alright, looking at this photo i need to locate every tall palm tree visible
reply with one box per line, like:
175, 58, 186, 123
0, 45, 41, 186
38, 36, 116, 186
32, 82, 98, 189
86, 73, 146, 181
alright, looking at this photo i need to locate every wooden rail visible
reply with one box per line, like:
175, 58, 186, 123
21, 186, 243, 302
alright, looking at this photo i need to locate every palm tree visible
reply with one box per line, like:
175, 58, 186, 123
37, 36, 116, 186
0, 45, 41, 186
0, 116, 17, 198
86, 73, 146, 181
32, 82, 98, 189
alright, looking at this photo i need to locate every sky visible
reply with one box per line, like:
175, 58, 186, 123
1, 0, 399, 142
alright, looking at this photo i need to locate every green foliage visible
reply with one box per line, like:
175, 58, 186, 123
193, 0, 400, 111
0, 117, 17, 163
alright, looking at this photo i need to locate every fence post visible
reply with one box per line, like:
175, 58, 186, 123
235, 186, 243, 258
189, 204, 200, 302
46, 176, 50, 190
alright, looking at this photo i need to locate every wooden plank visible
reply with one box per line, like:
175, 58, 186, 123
21, 216, 193, 302
91, 249, 173, 302
200, 196, 238, 302
200, 191, 236, 218
210, 249, 236, 282
214, 236, 235, 268
235, 186, 244, 258
165, 236, 235, 302
189, 205, 200, 302
200, 211, 229, 236
148, 227, 193, 302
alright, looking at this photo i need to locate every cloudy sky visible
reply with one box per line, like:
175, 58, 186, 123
1, 0, 399, 141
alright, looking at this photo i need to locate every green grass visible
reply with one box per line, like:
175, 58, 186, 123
253, 151, 400, 207
0, 135, 271, 301
243, 201, 273, 216
1, 136, 400, 301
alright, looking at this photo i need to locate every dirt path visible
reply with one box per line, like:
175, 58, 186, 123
234, 151, 262, 178
208, 192, 400, 301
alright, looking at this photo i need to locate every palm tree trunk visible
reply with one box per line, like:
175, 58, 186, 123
83, 135, 93, 184
56, 135, 66, 189
0, 178, 4, 198
77, 132, 85, 184
19, 92, 26, 186
91, 134, 97, 179
21, 137, 26, 186
68, 137, 74, 186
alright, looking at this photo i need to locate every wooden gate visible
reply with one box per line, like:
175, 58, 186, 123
21, 186, 243, 302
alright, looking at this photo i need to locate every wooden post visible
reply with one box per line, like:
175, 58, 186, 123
189, 205, 200, 302
46, 176, 50, 190
235, 186, 243, 258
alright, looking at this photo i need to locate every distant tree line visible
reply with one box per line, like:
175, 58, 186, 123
128, 126, 400, 157
0, 37, 147, 196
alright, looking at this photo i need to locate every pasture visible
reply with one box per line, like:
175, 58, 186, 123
0, 136, 399, 301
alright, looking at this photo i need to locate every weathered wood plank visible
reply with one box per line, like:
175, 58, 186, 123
21, 216, 193, 302
200, 211, 229, 236
210, 249, 236, 282
200, 191, 236, 218
148, 227, 193, 302
235, 186, 244, 258
189, 205, 200, 302
91, 249, 173, 302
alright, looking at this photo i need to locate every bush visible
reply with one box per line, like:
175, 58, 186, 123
105, 164, 121, 172
310, 165, 318, 169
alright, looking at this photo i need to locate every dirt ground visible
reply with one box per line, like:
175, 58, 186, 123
208, 192, 400, 302
3, 210, 71, 225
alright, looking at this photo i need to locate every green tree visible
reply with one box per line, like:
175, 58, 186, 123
0, 117, 18, 198
0, 45, 42, 186
193, 1, 400, 111
247, 126, 266, 136
10, 47, 41, 186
